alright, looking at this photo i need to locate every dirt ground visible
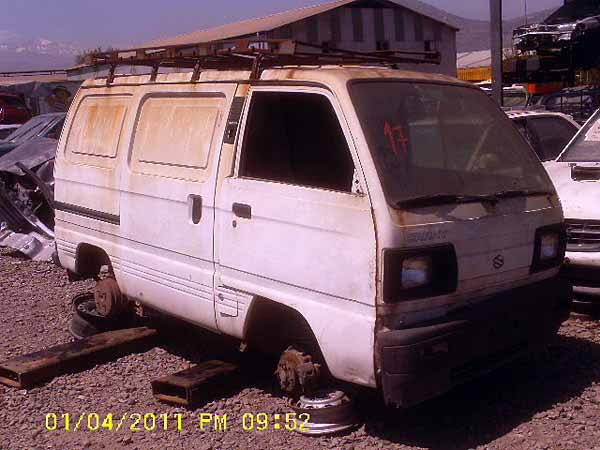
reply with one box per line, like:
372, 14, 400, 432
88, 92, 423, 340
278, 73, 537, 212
1, 249, 600, 450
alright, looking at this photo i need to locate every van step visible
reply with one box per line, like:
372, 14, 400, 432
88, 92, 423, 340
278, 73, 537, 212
151, 360, 240, 407
0, 327, 158, 389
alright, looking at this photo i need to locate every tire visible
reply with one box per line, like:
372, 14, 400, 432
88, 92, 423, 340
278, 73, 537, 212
69, 292, 134, 340
69, 307, 103, 340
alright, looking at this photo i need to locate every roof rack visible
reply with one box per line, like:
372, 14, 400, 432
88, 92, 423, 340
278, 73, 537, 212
86, 39, 441, 84
0, 69, 67, 78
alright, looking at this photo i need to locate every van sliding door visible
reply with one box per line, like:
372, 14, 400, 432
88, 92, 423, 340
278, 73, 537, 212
118, 84, 238, 330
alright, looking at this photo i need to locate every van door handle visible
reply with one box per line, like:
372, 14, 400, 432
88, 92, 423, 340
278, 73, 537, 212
232, 203, 252, 219
189, 194, 202, 224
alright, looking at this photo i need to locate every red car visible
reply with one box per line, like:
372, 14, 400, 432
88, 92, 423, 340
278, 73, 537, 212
0, 93, 31, 125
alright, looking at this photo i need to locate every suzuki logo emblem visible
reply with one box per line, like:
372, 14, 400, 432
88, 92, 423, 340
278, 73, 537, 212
493, 255, 505, 270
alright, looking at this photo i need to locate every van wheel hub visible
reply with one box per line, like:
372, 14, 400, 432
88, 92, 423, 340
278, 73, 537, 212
94, 277, 125, 318
276, 347, 321, 397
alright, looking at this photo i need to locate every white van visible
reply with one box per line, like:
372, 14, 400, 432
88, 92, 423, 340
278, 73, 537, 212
54, 65, 571, 407
546, 109, 600, 305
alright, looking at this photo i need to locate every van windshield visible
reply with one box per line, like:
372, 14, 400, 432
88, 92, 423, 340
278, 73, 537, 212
350, 81, 553, 207
558, 109, 600, 162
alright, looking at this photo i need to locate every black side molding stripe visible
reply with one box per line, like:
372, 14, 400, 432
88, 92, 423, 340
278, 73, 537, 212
54, 201, 120, 226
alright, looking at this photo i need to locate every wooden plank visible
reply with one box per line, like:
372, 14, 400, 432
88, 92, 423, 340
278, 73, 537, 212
0, 327, 158, 389
152, 360, 239, 407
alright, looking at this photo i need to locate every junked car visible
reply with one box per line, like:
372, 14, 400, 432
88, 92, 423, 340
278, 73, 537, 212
0, 112, 65, 157
480, 85, 530, 109
513, 0, 600, 59
545, 109, 600, 311
0, 137, 57, 261
528, 86, 600, 125
0, 124, 21, 140
53, 54, 571, 408
507, 110, 580, 162
0, 93, 31, 125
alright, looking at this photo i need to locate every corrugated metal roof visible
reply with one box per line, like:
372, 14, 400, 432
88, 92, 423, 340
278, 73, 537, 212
143, 0, 459, 49
456, 48, 515, 69
457, 50, 492, 69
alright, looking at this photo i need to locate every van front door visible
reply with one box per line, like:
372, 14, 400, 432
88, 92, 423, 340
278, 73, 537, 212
214, 88, 377, 375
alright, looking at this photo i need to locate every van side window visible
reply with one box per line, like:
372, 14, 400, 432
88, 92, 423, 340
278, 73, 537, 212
239, 92, 355, 192
131, 95, 223, 181
66, 96, 129, 161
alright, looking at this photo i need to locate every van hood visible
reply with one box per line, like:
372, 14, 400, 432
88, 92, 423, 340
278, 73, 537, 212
545, 161, 600, 220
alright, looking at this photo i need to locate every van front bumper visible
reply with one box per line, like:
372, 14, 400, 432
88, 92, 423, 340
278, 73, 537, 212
376, 276, 572, 408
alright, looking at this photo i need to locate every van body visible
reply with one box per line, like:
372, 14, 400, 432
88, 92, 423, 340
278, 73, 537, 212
54, 67, 571, 407
546, 109, 600, 303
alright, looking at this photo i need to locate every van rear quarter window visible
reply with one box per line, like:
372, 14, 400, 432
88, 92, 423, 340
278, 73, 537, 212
131, 95, 224, 181
65, 95, 130, 168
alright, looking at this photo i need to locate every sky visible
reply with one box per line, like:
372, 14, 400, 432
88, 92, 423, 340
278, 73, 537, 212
0, 0, 565, 49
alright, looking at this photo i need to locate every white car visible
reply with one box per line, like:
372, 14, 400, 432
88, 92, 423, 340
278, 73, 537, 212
545, 109, 600, 308
507, 110, 580, 162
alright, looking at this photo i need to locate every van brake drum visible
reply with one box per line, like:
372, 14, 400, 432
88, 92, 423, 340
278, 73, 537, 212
94, 277, 126, 318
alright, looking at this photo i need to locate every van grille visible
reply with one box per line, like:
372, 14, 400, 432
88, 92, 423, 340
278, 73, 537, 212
565, 219, 600, 252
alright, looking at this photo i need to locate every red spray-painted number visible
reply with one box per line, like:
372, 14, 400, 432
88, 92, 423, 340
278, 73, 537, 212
384, 121, 409, 158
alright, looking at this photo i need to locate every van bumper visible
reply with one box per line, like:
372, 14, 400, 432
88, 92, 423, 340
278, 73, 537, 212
376, 276, 572, 408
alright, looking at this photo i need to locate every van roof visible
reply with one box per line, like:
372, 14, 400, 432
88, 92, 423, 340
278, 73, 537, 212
81, 66, 470, 90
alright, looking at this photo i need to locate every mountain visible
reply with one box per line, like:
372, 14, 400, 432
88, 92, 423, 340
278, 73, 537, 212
422, 0, 562, 21
455, 8, 555, 52
0, 33, 80, 72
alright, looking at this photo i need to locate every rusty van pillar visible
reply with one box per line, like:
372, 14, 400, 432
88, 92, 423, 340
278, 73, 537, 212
490, 0, 503, 106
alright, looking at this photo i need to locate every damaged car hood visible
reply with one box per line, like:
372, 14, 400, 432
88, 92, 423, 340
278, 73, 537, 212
545, 161, 600, 220
0, 137, 57, 261
0, 137, 58, 176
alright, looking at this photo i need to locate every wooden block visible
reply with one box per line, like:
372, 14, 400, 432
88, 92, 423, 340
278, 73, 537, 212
152, 360, 239, 407
0, 327, 158, 389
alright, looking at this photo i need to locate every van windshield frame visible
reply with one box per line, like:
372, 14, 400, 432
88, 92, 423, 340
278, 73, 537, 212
348, 80, 554, 207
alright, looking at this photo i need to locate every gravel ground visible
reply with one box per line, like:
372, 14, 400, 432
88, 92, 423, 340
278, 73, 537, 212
1, 249, 600, 450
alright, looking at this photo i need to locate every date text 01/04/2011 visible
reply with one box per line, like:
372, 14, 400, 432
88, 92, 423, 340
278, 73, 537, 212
44, 412, 311, 433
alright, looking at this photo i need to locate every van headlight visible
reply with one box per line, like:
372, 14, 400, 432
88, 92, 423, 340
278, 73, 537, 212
531, 225, 566, 273
401, 255, 432, 288
384, 244, 458, 303
540, 233, 560, 260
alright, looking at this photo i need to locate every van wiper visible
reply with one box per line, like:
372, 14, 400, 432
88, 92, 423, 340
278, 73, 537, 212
493, 189, 554, 199
396, 193, 499, 209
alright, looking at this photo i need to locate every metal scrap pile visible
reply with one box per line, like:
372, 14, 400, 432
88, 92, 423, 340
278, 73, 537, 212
513, 0, 600, 68
0, 137, 57, 261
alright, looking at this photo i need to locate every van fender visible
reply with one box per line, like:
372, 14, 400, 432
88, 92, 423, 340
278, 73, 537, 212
242, 295, 377, 388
